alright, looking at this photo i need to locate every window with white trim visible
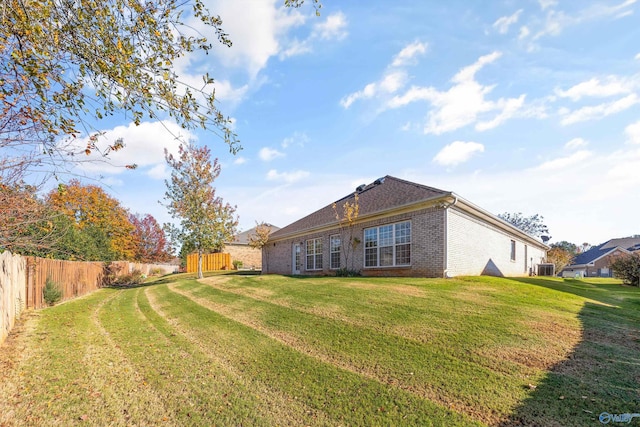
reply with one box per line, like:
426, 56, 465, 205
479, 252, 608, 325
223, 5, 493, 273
364, 221, 411, 267
306, 238, 323, 270
330, 235, 341, 269
510, 240, 516, 261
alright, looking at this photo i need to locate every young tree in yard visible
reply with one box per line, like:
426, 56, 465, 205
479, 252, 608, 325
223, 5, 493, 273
163, 143, 238, 279
46, 180, 136, 260
130, 213, 173, 263
498, 212, 550, 238
332, 193, 360, 274
546, 247, 575, 273
248, 222, 274, 269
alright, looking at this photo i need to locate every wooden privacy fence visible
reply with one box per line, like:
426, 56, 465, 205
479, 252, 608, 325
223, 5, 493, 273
1, 251, 26, 344
186, 253, 231, 273
0, 251, 180, 344
25, 257, 116, 310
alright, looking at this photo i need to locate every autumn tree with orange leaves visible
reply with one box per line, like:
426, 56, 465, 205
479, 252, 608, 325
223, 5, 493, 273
47, 180, 136, 260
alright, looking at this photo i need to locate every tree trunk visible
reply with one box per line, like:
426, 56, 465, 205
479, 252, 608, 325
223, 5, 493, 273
197, 249, 203, 279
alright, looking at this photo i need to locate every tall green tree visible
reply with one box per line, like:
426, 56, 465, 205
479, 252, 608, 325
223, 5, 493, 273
498, 212, 550, 239
550, 240, 579, 255
163, 142, 237, 278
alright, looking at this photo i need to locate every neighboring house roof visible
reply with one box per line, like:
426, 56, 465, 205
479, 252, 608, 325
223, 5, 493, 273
269, 175, 547, 249
568, 237, 640, 267
228, 224, 280, 245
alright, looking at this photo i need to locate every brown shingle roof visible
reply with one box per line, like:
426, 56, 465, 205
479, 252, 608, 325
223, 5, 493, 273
229, 224, 280, 245
270, 176, 450, 239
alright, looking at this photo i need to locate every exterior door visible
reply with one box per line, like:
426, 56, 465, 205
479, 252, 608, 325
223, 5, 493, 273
292, 243, 302, 275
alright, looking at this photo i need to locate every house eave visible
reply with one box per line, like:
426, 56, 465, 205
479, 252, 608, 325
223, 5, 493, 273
269, 192, 549, 251
268, 193, 455, 242
451, 194, 550, 250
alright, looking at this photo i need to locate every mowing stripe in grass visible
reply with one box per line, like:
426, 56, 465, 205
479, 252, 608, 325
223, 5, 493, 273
98, 285, 276, 426
202, 275, 579, 375
175, 278, 539, 425
0, 289, 173, 426
141, 284, 337, 427
148, 282, 482, 426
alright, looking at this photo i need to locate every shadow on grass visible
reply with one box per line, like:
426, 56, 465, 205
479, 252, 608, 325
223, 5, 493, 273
103, 270, 265, 290
498, 277, 640, 426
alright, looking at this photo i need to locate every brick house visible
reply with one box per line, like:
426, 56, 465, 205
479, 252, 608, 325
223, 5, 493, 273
225, 224, 280, 270
263, 176, 548, 278
561, 237, 640, 278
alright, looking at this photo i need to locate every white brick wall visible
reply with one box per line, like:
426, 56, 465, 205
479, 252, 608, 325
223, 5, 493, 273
446, 207, 546, 277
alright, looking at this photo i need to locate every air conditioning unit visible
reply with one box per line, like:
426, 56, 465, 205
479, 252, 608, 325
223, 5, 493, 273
537, 263, 555, 276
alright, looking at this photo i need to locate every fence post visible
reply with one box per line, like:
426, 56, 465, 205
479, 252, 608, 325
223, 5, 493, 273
25, 257, 36, 309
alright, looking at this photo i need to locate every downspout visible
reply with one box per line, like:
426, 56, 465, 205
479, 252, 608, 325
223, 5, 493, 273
442, 195, 458, 278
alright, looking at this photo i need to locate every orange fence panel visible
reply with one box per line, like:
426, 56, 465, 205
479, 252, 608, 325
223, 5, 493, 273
186, 253, 231, 273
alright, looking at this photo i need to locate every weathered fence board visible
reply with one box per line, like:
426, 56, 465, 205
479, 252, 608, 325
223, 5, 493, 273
0, 252, 179, 344
186, 253, 231, 273
0, 251, 26, 344
25, 257, 106, 309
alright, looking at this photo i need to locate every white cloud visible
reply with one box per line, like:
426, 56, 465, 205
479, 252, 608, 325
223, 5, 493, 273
555, 76, 635, 101
528, 0, 636, 42
391, 41, 428, 67
564, 137, 588, 149
636, 53, 640, 60
233, 156, 248, 165
341, 71, 407, 108
536, 150, 593, 170
266, 169, 310, 183
280, 12, 348, 59
452, 51, 502, 84
433, 141, 485, 166
340, 40, 433, 109
518, 26, 531, 39
147, 164, 168, 180
538, 0, 558, 10
204, 0, 306, 79
312, 12, 348, 40
625, 120, 640, 144
560, 94, 639, 125
279, 39, 312, 59
71, 121, 192, 176
493, 10, 523, 34
475, 95, 526, 131
259, 147, 285, 161
388, 51, 527, 134
281, 131, 310, 148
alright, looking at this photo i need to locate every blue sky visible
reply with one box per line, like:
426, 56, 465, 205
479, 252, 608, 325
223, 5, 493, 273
74, 0, 640, 246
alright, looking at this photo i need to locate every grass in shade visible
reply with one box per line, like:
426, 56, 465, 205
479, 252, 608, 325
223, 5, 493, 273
0, 273, 638, 426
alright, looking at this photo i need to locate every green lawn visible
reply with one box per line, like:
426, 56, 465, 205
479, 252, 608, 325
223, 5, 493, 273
1, 274, 638, 426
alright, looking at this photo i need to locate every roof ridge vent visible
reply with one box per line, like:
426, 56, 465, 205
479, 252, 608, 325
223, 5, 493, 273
373, 177, 385, 185
355, 184, 366, 192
